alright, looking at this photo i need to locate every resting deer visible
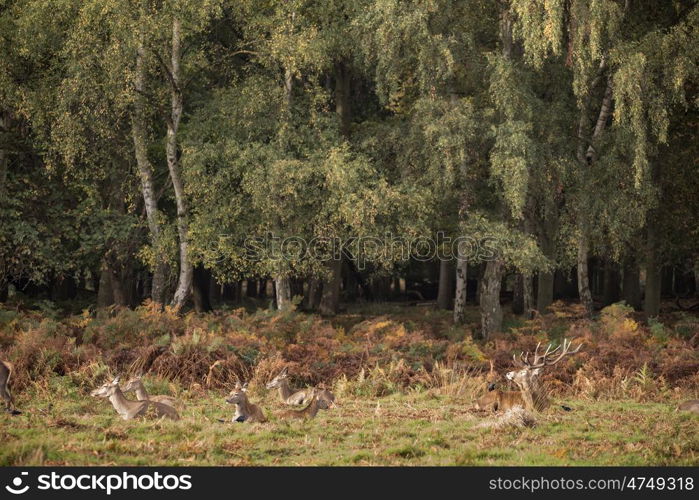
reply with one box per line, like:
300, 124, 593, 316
277, 388, 329, 420
480, 339, 582, 413
1, 360, 20, 415
474, 360, 500, 411
266, 368, 335, 408
91, 376, 180, 421
121, 376, 180, 408
503, 339, 583, 412
226, 382, 267, 423
677, 400, 699, 415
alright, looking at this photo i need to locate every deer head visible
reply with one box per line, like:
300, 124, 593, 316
91, 376, 121, 398
506, 339, 583, 409
226, 381, 248, 405
121, 376, 143, 393
266, 368, 288, 389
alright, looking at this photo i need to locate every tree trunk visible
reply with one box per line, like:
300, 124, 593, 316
536, 271, 554, 313
132, 20, 167, 306
335, 61, 351, 137
208, 276, 221, 305
437, 258, 454, 310
523, 273, 534, 317
453, 252, 468, 324
602, 260, 621, 306
97, 264, 114, 308
479, 259, 504, 339
304, 277, 323, 311
275, 277, 292, 310
246, 279, 258, 298
192, 265, 212, 313
109, 266, 128, 307
166, 19, 192, 310
0, 110, 7, 189
622, 260, 641, 310
221, 283, 233, 301
319, 258, 342, 315
343, 260, 359, 301
644, 220, 661, 317
392, 277, 401, 298
291, 278, 304, 300
258, 279, 268, 299
512, 274, 524, 315
575, 65, 612, 316
576, 237, 593, 314
512, 273, 533, 316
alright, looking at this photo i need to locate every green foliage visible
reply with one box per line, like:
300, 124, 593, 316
0, 0, 697, 323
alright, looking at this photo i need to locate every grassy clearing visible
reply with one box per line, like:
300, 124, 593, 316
1, 377, 697, 466
1, 301, 697, 465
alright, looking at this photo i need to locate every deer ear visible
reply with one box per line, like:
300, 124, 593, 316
242, 382, 249, 392
112, 376, 120, 384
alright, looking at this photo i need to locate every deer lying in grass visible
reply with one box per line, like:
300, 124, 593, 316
91, 377, 180, 421
121, 376, 180, 408
266, 368, 335, 408
1, 360, 20, 415
478, 339, 583, 413
225, 382, 267, 423
277, 388, 330, 421
474, 360, 500, 411
677, 400, 699, 415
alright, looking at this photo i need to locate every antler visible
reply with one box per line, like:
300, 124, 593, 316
518, 339, 583, 369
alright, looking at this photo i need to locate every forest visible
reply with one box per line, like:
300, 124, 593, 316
0, 0, 698, 467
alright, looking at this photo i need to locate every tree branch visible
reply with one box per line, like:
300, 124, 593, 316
151, 49, 180, 94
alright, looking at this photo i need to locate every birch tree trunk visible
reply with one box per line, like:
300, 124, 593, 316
166, 18, 192, 310
576, 238, 593, 314
272, 61, 293, 311
132, 36, 167, 306
575, 74, 613, 315
453, 252, 468, 324
479, 258, 504, 339
536, 217, 556, 312
275, 277, 292, 310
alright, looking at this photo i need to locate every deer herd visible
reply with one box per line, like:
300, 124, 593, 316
2, 339, 698, 424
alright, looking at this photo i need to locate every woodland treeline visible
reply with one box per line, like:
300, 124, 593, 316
0, 0, 698, 338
